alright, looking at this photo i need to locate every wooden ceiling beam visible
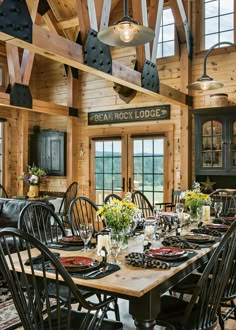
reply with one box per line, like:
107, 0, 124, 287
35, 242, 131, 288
169, 0, 186, 43
0, 24, 190, 106
132, 0, 146, 72
75, 0, 91, 44
0, 92, 70, 116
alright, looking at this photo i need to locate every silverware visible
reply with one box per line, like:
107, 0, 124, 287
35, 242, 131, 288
85, 266, 109, 278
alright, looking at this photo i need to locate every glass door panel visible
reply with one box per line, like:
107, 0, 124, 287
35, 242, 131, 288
202, 120, 222, 168
92, 135, 165, 208
94, 140, 122, 206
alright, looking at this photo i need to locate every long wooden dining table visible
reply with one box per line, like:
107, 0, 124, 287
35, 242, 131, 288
9, 233, 219, 329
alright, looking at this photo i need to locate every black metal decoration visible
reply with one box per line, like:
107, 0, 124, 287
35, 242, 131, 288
141, 60, 159, 93
69, 107, 79, 117
10, 83, 32, 109
0, 0, 32, 43
37, 0, 50, 16
84, 29, 112, 75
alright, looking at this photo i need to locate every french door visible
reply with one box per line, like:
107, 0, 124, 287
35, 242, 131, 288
90, 126, 173, 207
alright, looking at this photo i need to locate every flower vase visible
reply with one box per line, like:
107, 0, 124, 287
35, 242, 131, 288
189, 206, 198, 222
28, 185, 39, 198
111, 228, 129, 250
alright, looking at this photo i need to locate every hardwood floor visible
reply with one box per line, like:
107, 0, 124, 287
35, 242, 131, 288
116, 298, 236, 330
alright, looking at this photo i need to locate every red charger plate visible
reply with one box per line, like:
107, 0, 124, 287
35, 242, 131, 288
182, 234, 214, 243
205, 223, 229, 232
145, 247, 187, 261
59, 236, 83, 245
58, 256, 99, 272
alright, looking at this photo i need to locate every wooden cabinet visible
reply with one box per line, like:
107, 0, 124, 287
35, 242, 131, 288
30, 130, 66, 176
193, 106, 236, 175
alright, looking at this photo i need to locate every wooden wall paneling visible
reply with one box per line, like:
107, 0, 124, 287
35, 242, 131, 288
17, 109, 29, 195
2, 121, 11, 195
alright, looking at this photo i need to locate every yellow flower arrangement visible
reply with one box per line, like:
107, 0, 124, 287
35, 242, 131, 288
97, 193, 137, 233
181, 182, 211, 209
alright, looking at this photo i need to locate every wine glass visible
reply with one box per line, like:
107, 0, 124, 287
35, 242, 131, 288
79, 223, 93, 252
110, 234, 122, 265
175, 203, 185, 221
214, 201, 223, 219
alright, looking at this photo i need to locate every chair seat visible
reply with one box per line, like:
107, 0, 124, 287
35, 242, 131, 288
47, 308, 123, 330
157, 295, 217, 330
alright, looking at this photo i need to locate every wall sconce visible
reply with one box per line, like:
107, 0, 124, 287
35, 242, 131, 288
187, 41, 236, 91
97, 0, 155, 47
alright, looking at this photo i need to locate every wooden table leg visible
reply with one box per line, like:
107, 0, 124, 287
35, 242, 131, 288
129, 288, 160, 329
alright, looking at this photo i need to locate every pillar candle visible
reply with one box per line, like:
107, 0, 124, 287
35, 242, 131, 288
202, 205, 211, 223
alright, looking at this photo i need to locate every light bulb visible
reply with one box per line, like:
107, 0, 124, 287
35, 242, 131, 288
200, 82, 210, 91
119, 22, 135, 43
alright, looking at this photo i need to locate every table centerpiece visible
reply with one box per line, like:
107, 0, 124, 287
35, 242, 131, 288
181, 182, 211, 222
19, 164, 48, 197
97, 192, 137, 248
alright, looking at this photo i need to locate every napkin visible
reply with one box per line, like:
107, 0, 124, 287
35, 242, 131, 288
125, 252, 171, 269
162, 236, 201, 249
191, 226, 222, 237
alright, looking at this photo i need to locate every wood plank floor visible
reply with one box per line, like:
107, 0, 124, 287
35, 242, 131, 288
116, 298, 236, 330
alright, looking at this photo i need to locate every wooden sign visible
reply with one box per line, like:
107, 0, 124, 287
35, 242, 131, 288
88, 105, 170, 125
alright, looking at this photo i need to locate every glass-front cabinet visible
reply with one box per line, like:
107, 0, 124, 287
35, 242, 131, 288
194, 107, 236, 175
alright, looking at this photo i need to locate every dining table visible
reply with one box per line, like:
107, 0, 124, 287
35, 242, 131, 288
8, 224, 221, 330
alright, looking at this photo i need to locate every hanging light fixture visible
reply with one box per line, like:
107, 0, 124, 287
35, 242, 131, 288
97, 0, 155, 47
187, 41, 236, 91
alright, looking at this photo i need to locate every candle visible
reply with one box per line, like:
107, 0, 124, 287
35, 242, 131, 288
202, 205, 211, 223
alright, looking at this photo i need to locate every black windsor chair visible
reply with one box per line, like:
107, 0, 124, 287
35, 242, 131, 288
131, 191, 153, 218
68, 196, 120, 321
209, 189, 236, 217
104, 193, 122, 204
0, 228, 123, 330
18, 202, 66, 244
156, 220, 236, 330
56, 181, 79, 228
68, 196, 105, 235
0, 184, 8, 198
154, 190, 182, 212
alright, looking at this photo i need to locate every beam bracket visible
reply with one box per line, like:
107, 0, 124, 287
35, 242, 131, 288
10, 83, 32, 109
0, 0, 32, 43
84, 28, 112, 75
141, 60, 160, 93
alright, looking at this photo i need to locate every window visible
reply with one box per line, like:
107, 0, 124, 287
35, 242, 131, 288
204, 0, 234, 49
157, 8, 175, 58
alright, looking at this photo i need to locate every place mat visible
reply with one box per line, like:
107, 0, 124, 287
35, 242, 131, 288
125, 251, 198, 268
31, 261, 120, 279
24, 252, 60, 265
47, 243, 84, 251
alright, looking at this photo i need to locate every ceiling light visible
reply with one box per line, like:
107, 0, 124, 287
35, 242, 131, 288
97, 0, 155, 47
187, 41, 236, 91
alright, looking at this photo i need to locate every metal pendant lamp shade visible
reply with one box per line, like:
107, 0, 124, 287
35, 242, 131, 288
97, 0, 155, 47
187, 41, 236, 91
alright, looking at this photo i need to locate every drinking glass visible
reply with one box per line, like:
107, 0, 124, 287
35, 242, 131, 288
175, 203, 185, 221
79, 223, 93, 252
214, 201, 223, 219
110, 234, 122, 265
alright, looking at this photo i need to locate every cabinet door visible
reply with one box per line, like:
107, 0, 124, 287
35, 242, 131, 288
46, 134, 65, 176
228, 120, 236, 172
195, 117, 226, 175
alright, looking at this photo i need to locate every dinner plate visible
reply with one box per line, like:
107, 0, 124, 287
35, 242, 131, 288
58, 256, 99, 272
59, 236, 83, 245
182, 234, 215, 243
205, 223, 229, 232
145, 247, 187, 261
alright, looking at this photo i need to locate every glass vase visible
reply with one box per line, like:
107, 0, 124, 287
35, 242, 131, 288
189, 206, 198, 222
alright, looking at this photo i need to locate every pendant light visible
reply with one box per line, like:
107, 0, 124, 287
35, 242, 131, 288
97, 0, 155, 47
